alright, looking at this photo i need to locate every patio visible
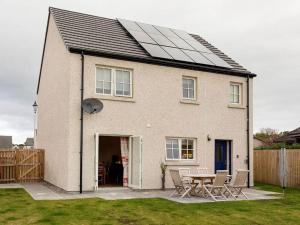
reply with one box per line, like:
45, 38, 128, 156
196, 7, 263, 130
0, 182, 280, 203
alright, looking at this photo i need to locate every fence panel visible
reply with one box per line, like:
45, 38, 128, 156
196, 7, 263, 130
0, 149, 44, 183
254, 149, 300, 188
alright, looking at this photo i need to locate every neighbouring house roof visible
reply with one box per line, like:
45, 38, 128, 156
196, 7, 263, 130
276, 127, 300, 143
37, 7, 256, 94
0, 135, 13, 148
24, 138, 34, 146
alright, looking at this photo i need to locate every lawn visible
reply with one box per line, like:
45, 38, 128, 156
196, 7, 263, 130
0, 184, 300, 225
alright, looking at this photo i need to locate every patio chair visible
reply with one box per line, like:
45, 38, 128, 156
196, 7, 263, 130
203, 170, 229, 201
196, 167, 208, 174
224, 169, 249, 199
169, 169, 192, 198
178, 168, 192, 183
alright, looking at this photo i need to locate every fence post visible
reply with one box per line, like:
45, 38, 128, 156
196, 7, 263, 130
279, 147, 287, 190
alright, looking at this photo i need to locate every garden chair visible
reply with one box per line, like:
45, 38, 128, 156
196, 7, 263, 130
196, 167, 208, 174
178, 168, 192, 183
224, 169, 249, 199
203, 170, 229, 201
169, 169, 192, 198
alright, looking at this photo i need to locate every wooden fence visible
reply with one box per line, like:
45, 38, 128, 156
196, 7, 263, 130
254, 149, 300, 188
0, 149, 44, 183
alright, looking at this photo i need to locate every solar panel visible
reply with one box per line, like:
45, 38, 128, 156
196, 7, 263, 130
182, 50, 214, 65
147, 33, 175, 47
137, 22, 161, 35
140, 43, 172, 59
118, 19, 143, 32
118, 18, 233, 68
202, 53, 232, 68
172, 29, 211, 53
162, 47, 193, 62
127, 30, 156, 44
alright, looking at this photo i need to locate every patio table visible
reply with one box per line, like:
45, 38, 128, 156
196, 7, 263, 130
183, 174, 216, 196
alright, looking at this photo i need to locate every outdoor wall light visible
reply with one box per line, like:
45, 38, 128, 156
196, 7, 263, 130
32, 101, 38, 114
207, 134, 211, 141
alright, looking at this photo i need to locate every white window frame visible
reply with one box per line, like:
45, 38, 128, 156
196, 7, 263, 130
230, 82, 242, 104
95, 66, 113, 96
182, 77, 196, 100
165, 137, 196, 161
95, 66, 133, 98
114, 69, 133, 97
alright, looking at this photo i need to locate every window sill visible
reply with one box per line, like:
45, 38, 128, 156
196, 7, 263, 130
228, 104, 246, 109
96, 95, 135, 103
180, 100, 200, 105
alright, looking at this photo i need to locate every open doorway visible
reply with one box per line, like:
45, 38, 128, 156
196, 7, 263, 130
98, 136, 124, 187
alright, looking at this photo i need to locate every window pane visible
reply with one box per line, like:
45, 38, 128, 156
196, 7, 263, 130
172, 139, 179, 148
230, 93, 234, 103
173, 148, 179, 159
181, 150, 188, 159
96, 68, 111, 81
230, 84, 234, 94
166, 149, 173, 159
182, 139, 187, 150
104, 82, 111, 94
233, 94, 239, 103
116, 71, 123, 83
188, 150, 193, 159
123, 71, 130, 83
182, 79, 189, 89
183, 89, 189, 98
188, 89, 194, 99
234, 85, 239, 95
188, 140, 193, 149
187, 79, 194, 87
103, 69, 111, 81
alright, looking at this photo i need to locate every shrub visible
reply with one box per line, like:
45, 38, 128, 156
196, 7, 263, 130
255, 143, 300, 150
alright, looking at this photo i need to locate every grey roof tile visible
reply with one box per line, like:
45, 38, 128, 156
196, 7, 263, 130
46, 7, 255, 79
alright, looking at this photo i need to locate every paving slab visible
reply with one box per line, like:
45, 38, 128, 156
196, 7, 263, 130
0, 182, 281, 203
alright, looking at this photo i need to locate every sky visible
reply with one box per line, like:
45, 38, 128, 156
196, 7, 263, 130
0, 0, 299, 144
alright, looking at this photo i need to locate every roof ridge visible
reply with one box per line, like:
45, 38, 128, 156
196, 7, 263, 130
49, 7, 115, 22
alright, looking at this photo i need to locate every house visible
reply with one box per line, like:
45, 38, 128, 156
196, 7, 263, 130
253, 136, 266, 148
275, 127, 300, 145
35, 7, 255, 192
0, 135, 12, 149
24, 138, 34, 149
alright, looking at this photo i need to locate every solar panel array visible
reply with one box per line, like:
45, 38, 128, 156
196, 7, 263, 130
118, 19, 232, 68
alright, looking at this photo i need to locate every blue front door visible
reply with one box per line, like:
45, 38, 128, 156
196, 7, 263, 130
215, 140, 227, 172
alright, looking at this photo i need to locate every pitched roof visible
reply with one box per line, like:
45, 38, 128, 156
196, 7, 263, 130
38, 7, 256, 93
0, 135, 12, 148
24, 138, 34, 146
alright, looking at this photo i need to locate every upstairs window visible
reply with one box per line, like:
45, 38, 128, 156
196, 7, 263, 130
230, 83, 242, 104
96, 66, 132, 97
182, 77, 196, 100
115, 70, 132, 97
96, 68, 112, 95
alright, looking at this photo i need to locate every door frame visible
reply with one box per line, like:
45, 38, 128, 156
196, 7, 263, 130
128, 136, 143, 189
94, 133, 131, 190
214, 139, 232, 174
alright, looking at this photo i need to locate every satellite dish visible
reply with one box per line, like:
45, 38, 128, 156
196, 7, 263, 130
82, 98, 103, 114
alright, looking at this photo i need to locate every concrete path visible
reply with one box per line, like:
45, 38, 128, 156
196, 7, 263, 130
0, 182, 281, 203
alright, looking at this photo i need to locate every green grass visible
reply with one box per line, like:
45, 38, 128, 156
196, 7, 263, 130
0, 184, 300, 225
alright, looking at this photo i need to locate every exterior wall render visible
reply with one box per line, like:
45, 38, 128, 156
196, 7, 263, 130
37, 15, 254, 191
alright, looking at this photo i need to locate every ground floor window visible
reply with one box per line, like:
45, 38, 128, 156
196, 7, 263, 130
166, 138, 195, 160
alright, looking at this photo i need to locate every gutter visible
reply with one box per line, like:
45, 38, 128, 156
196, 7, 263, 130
79, 52, 84, 193
247, 74, 250, 188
